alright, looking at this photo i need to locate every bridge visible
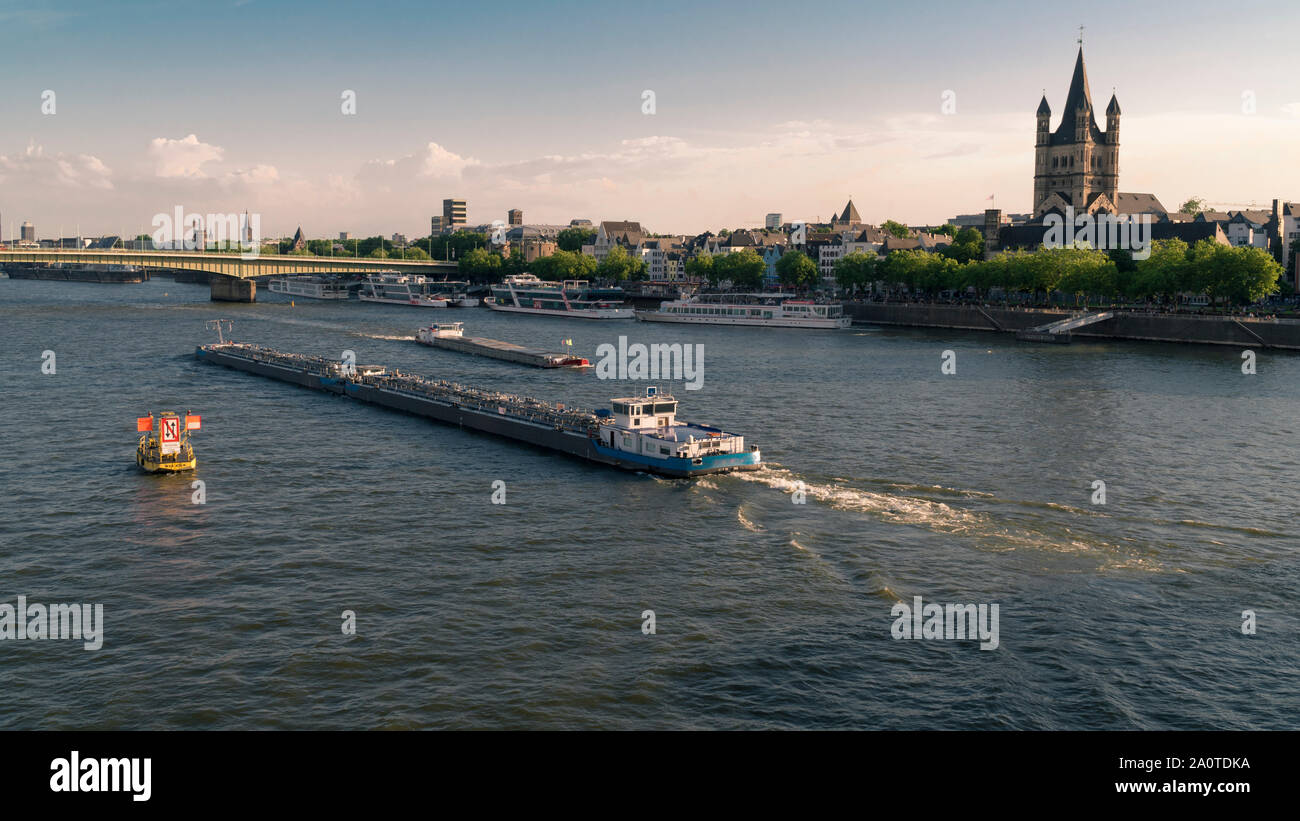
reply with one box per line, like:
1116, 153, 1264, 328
0, 248, 460, 301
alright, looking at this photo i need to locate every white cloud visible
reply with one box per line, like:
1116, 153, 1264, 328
0, 142, 113, 190
149, 134, 224, 178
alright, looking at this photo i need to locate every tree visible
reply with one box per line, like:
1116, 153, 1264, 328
941, 227, 984, 264
882, 220, 910, 239
595, 244, 646, 282
834, 252, 876, 295
1179, 197, 1206, 216
775, 249, 818, 289
1189, 241, 1281, 305
1134, 238, 1190, 301
556, 227, 595, 252
932, 224, 958, 237
459, 247, 502, 282
713, 249, 765, 290
685, 253, 713, 284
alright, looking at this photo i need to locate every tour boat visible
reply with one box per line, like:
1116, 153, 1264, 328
488, 274, 633, 319
634, 293, 852, 328
267, 276, 351, 300
360, 273, 449, 307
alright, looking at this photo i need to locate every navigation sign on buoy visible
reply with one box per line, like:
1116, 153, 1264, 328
160, 416, 180, 455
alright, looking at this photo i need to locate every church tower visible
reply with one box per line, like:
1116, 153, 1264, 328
1032, 47, 1120, 217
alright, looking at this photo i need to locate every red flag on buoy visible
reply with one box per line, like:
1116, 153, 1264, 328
136, 416, 153, 432
185, 415, 202, 430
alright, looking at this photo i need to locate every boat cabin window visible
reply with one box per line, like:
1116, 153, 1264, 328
653, 402, 676, 415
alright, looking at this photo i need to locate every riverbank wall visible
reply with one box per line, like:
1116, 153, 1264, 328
845, 303, 1300, 350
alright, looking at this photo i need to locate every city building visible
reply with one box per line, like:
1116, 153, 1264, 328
1033, 47, 1121, 218
21, 221, 35, 242
288, 227, 306, 252
508, 209, 523, 226
502, 226, 557, 262
765, 213, 782, 230
828, 200, 864, 230
442, 199, 467, 231
391, 233, 408, 246
585, 220, 644, 262
430, 215, 444, 234
339, 231, 350, 241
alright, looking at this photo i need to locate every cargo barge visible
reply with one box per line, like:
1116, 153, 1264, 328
195, 342, 761, 477
416, 322, 590, 368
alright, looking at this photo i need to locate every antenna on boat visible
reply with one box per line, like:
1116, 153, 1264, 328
206, 319, 233, 344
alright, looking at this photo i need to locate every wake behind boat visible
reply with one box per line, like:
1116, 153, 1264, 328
635, 293, 852, 328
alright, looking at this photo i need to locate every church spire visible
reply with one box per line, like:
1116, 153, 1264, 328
1053, 46, 1101, 140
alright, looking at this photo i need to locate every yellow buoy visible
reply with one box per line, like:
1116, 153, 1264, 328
134, 411, 200, 472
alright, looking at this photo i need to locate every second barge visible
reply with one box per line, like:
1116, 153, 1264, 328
195, 342, 760, 477
416, 322, 589, 368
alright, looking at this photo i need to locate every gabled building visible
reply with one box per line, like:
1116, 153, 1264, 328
1033, 47, 1121, 218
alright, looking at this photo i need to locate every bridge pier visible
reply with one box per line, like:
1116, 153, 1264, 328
210, 275, 255, 302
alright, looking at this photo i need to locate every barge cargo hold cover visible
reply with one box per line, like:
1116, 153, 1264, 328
196, 342, 761, 478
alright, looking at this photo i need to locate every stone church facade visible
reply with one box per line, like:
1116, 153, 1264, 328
1033, 47, 1121, 218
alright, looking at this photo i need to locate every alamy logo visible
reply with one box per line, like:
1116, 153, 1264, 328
891, 595, 999, 650
50, 751, 151, 802
594, 336, 704, 390
1042, 206, 1152, 260
0, 596, 103, 650
151, 206, 261, 258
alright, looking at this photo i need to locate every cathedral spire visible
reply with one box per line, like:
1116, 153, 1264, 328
1053, 46, 1100, 140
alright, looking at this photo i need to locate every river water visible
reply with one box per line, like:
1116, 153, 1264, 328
1, 277, 1295, 729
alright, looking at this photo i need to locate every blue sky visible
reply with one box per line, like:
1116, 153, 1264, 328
2, 0, 1297, 238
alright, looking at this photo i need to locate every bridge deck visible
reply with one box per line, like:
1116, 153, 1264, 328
0, 248, 458, 279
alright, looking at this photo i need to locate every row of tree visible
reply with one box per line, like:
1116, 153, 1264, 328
457, 243, 648, 283
832, 239, 1283, 304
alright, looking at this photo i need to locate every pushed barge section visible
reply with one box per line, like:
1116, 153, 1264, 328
195, 343, 761, 478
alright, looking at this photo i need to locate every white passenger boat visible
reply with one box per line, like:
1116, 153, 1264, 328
267, 275, 351, 300
359, 273, 449, 307
489, 274, 633, 319
635, 293, 851, 328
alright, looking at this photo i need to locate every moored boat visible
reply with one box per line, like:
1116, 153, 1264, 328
360, 273, 449, 307
634, 293, 851, 328
267, 275, 351, 300
489, 274, 633, 319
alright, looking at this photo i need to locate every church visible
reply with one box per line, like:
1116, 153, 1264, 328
1032, 46, 1128, 218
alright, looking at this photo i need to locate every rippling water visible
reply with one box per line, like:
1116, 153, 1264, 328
1, 277, 1296, 729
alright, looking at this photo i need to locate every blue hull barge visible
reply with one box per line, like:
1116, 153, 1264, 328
195, 343, 761, 478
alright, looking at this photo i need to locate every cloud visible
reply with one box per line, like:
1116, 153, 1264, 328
149, 134, 224, 178
0, 142, 113, 190
359, 141, 478, 187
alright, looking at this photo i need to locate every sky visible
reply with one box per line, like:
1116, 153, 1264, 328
1, 0, 1297, 240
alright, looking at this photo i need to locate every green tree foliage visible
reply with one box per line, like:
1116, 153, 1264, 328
594, 244, 647, 282
932, 224, 958, 237
882, 220, 910, 239
556, 227, 595, 252
1178, 197, 1206, 216
833, 252, 876, 294
685, 253, 713, 283
775, 249, 818, 289
459, 247, 502, 282
533, 249, 598, 281
941, 227, 985, 264
713, 249, 766, 290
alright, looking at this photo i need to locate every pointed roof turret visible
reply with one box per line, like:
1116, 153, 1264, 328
1106, 92, 1121, 116
1051, 47, 1104, 143
840, 200, 861, 224
1037, 94, 1051, 116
